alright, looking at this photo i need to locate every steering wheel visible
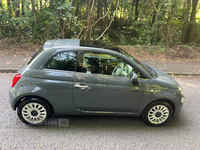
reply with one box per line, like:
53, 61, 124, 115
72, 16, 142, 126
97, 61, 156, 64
112, 62, 124, 76
121, 64, 133, 77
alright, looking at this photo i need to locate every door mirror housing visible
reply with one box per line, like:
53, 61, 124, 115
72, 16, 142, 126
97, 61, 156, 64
130, 72, 139, 85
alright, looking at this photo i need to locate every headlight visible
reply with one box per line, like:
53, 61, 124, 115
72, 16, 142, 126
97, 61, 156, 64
178, 86, 182, 92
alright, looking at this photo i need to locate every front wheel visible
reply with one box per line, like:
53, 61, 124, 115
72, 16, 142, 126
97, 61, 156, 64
17, 98, 52, 126
142, 101, 173, 126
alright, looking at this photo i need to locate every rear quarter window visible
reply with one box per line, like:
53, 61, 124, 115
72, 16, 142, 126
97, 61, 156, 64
45, 51, 77, 71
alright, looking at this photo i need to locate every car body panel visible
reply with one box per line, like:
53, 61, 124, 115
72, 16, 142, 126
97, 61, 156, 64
9, 69, 82, 115
138, 78, 183, 116
43, 39, 80, 50
73, 72, 142, 112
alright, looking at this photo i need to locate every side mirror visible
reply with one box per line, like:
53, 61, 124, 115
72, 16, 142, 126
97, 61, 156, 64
130, 73, 139, 85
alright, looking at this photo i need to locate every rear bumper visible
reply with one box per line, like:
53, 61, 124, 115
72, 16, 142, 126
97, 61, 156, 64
9, 87, 17, 110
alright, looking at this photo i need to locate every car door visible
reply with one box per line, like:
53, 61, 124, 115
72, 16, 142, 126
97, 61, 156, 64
72, 51, 143, 113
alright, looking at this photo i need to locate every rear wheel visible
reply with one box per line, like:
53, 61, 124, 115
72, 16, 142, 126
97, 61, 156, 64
17, 98, 52, 126
142, 101, 173, 126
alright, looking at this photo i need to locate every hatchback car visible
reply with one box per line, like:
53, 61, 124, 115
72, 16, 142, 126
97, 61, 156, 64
9, 39, 184, 126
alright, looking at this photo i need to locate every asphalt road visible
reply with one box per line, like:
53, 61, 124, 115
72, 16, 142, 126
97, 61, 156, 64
1, 73, 200, 150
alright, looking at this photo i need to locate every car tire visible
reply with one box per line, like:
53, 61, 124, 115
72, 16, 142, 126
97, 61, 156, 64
17, 98, 52, 126
142, 101, 173, 127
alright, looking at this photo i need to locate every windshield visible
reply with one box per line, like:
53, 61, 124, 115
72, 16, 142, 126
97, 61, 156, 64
120, 48, 153, 77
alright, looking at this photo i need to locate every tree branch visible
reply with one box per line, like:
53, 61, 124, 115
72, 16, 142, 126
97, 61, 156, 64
95, 0, 119, 41
77, 0, 113, 39
92, 0, 113, 27
77, 0, 95, 39
150, 0, 158, 14
79, 0, 95, 39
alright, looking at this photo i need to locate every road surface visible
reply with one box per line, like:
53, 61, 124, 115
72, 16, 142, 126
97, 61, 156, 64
0, 73, 200, 149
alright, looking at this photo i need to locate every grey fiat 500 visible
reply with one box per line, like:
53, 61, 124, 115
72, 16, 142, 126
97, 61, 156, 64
9, 39, 184, 126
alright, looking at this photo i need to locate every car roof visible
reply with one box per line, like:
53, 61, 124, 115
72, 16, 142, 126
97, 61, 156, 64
43, 39, 121, 53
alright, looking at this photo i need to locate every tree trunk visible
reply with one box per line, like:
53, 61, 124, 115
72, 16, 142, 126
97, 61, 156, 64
97, 0, 99, 19
100, 0, 103, 27
104, 0, 108, 26
135, 0, 139, 21
31, 0, 38, 26
120, 3, 122, 28
166, 10, 172, 43
129, 0, 135, 24
150, 0, 158, 26
7, 0, 10, 8
181, 0, 191, 43
40, 0, 42, 11
15, 0, 20, 17
22, 0, 25, 16
189, 0, 198, 42
7, 0, 12, 17
166, 0, 177, 43
89, 0, 94, 39
75, 0, 79, 16
114, 4, 117, 28
85, 0, 91, 39
150, 0, 163, 25
151, 11, 156, 26
58, 8, 65, 38
0, 0, 2, 8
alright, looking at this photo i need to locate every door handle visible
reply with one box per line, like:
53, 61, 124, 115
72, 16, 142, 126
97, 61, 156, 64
74, 84, 89, 88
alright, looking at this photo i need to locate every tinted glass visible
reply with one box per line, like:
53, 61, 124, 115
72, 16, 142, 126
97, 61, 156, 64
77, 52, 134, 77
46, 52, 77, 71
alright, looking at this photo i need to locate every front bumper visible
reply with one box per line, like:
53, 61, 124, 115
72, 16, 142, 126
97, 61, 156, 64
173, 94, 184, 117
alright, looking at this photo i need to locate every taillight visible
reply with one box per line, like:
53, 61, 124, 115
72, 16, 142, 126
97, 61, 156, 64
12, 73, 22, 87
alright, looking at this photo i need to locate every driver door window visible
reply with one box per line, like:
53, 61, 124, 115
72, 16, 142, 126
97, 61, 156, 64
77, 52, 134, 77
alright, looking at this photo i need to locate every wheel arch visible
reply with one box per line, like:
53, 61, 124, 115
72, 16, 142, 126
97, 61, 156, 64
141, 99, 175, 117
15, 95, 54, 114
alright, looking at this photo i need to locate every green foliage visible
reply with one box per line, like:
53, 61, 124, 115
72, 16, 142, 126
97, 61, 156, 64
147, 46, 155, 54
135, 44, 166, 55
0, 0, 76, 42
135, 44, 142, 51
159, 47, 166, 53
195, 21, 200, 44
0, 0, 199, 46
133, 21, 155, 45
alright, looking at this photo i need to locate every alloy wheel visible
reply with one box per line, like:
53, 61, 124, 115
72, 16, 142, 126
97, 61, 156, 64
21, 102, 47, 125
147, 105, 169, 125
